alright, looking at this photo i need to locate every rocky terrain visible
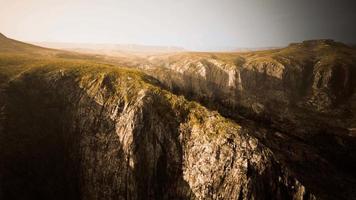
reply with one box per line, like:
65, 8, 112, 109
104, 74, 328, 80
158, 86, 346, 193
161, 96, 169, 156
1, 33, 356, 199
140, 40, 356, 131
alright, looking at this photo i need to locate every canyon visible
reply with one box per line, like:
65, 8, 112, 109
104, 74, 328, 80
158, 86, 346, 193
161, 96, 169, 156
1, 33, 355, 199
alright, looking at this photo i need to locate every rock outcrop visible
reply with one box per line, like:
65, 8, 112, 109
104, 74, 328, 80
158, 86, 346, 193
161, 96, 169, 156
0, 58, 316, 199
132, 40, 356, 200
142, 40, 356, 133
1, 36, 356, 200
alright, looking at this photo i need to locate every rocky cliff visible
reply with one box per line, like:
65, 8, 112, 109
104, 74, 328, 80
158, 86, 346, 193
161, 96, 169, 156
1, 35, 356, 200
0, 56, 316, 199
133, 40, 356, 200
142, 40, 356, 132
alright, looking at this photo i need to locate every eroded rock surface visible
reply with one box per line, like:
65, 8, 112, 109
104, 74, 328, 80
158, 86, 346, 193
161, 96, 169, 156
0, 63, 315, 199
130, 40, 356, 200
142, 40, 356, 132
1, 36, 356, 200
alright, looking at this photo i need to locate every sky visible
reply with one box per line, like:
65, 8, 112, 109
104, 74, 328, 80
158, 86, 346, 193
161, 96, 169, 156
1, 0, 356, 51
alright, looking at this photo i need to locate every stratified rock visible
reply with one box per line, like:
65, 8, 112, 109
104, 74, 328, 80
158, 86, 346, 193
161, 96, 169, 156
143, 40, 356, 132
0, 63, 315, 199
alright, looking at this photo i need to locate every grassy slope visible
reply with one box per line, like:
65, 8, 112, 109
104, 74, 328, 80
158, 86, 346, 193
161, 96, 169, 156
0, 34, 112, 84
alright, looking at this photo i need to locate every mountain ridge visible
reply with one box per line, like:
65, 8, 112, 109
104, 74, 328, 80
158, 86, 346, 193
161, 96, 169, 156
1, 34, 356, 199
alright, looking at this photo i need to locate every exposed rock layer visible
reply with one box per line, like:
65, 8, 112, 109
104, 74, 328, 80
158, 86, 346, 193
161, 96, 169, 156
143, 40, 356, 132
132, 40, 356, 200
0, 63, 315, 199
1, 37, 356, 200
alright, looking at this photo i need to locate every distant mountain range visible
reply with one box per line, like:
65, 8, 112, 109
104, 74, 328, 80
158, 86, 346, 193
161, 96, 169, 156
32, 41, 186, 54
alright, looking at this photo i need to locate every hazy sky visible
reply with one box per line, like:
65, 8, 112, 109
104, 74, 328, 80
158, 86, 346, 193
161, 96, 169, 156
1, 0, 356, 50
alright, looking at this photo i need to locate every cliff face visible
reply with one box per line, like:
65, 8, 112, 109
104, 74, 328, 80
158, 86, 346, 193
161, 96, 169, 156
0, 57, 315, 199
143, 40, 356, 132
132, 40, 356, 200
1, 37, 356, 200
142, 41, 356, 165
